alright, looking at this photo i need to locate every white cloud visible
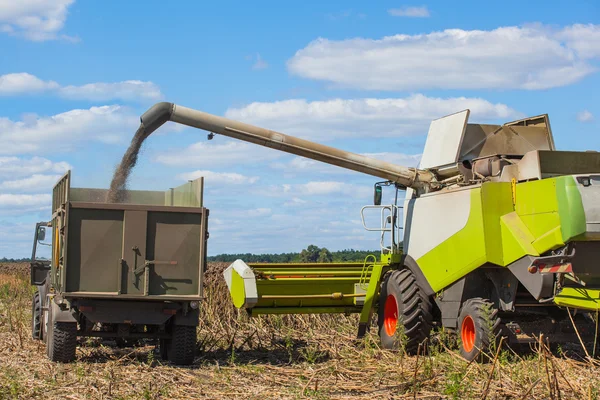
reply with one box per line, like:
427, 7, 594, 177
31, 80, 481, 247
388, 6, 430, 18
279, 181, 371, 198
287, 24, 600, 90
556, 24, 600, 59
283, 197, 307, 207
273, 152, 421, 175
577, 110, 594, 122
0, 73, 163, 101
0, 105, 138, 155
246, 208, 271, 217
177, 170, 259, 185
0, 156, 70, 178
58, 80, 163, 101
0, 174, 61, 192
0, 0, 76, 41
0, 193, 51, 208
155, 140, 283, 168
251, 53, 268, 70
0, 72, 59, 94
225, 95, 518, 140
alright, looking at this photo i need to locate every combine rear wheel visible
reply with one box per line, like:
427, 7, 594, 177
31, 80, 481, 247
458, 298, 501, 362
378, 269, 433, 354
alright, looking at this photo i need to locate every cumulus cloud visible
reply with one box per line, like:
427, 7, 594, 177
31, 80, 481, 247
177, 170, 259, 185
277, 181, 371, 198
273, 152, 421, 175
287, 24, 600, 90
0, 73, 59, 94
0, 105, 138, 155
0, 73, 163, 101
155, 140, 283, 168
0, 193, 51, 208
577, 110, 594, 122
0, 174, 62, 192
388, 6, 430, 18
0, 156, 70, 178
224, 95, 518, 140
0, 0, 76, 41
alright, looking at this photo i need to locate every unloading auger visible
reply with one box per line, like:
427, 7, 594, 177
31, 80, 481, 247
141, 103, 600, 361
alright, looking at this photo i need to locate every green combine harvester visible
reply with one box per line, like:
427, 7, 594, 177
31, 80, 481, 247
141, 103, 600, 360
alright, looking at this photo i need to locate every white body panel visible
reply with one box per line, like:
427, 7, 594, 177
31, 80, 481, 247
403, 189, 472, 260
419, 110, 470, 169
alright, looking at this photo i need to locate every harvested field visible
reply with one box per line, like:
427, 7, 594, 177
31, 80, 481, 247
0, 262, 599, 399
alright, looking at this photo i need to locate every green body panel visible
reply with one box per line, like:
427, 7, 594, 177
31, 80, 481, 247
417, 188, 487, 292
416, 177, 587, 293
554, 287, 600, 311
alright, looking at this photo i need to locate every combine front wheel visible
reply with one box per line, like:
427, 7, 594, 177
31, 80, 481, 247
457, 298, 501, 362
378, 269, 433, 354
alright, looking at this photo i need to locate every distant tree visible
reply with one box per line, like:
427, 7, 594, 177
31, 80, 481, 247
300, 245, 321, 263
207, 246, 382, 263
317, 248, 333, 263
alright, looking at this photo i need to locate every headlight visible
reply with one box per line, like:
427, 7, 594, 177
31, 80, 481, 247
190, 301, 200, 309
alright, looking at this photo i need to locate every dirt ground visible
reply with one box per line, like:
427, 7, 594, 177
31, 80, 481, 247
1, 262, 599, 399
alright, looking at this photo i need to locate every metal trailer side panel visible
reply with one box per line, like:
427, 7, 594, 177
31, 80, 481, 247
61, 201, 206, 299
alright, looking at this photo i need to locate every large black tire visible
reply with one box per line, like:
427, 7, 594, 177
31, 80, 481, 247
378, 269, 433, 354
166, 325, 197, 365
457, 298, 501, 362
46, 306, 77, 363
31, 292, 42, 340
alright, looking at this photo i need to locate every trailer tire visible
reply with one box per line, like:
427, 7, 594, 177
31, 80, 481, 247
458, 298, 501, 362
31, 291, 42, 340
167, 325, 196, 365
46, 320, 77, 363
378, 269, 433, 354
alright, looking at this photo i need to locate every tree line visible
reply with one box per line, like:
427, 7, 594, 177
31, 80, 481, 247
207, 245, 381, 263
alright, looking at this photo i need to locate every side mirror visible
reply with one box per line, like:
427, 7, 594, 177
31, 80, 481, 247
374, 185, 382, 206
37, 226, 46, 242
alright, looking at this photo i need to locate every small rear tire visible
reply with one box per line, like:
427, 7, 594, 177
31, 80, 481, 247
31, 291, 42, 340
46, 321, 78, 363
458, 298, 501, 362
166, 325, 197, 366
45, 302, 77, 363
378, 269, 433, 354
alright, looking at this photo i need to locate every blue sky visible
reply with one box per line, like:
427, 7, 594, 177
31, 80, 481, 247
0, 0, 598, 258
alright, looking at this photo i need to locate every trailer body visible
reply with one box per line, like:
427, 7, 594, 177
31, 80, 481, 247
31, 172, 208, 364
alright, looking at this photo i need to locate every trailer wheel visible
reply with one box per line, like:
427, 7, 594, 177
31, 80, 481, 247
31, 291, 42, 340
167, 325, 196, 365
46, 307, 77, 363
378, 269, 433, 354
458, 298, 501, 362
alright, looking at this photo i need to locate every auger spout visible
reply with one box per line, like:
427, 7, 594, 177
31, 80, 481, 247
140, 102, 436, 189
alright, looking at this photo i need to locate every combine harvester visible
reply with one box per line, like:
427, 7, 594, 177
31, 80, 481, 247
139, 103, 600, 361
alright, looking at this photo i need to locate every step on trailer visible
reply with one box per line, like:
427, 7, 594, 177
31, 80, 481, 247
137, 102, 600, 361
30, 172, 208, 364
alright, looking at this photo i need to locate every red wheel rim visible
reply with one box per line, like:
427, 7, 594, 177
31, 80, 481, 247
383, 295, 398, 336
461, 315, 476, 352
